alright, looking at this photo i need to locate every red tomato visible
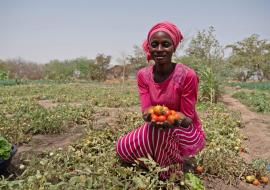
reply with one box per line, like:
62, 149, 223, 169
174, 113, 181, 120
151, 114, 158, 122
164, 110, 171, 117
252, 179, 260, 186
153, 105, 162, 115
196, 166, 204, 174
260, 176, 269, 184
147, 107, 154, 114
170, 110, 176, 115
157, 115, 166, 122
161, 106, 169, 115
167, 115, 176, 125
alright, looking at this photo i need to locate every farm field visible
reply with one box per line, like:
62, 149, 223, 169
1, 1, 270, 189
0, 81, 269, 190
228, 81, 270, 113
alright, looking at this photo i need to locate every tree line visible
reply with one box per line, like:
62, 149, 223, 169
0, 27, 269, 82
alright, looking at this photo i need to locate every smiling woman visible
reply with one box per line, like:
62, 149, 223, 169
116, 21, 205, 179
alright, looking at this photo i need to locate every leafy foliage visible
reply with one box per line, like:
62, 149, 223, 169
127, 45, 148, 73
229, 81, 270, 91
0, 109, 205, 190
0, 82, 269, 189
185, 26, 223, 67
183, 173, 205, 190
226, 34, 270, 80
0, 137, 12, 160
177, 26, 224, 103
196, 103, 248, 183
199, 67, 220, 103
232, 91, 270, 113
0, 82, 139, 143
0, 71, 8, 80
250, 158, 269, 176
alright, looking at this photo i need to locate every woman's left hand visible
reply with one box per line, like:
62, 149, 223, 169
179, 115, 192, 128
150, 121, 170, 129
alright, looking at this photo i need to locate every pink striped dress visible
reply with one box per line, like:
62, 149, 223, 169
115, 63, 205, 179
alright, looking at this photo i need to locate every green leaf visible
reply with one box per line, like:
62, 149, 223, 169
0, 136, 12, 160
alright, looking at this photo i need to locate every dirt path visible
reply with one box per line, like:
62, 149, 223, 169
212, 86, 270, 190
221, 86, 270, 162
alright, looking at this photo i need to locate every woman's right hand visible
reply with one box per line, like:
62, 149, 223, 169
142, 112, 151, 122
142, 106, 154, 122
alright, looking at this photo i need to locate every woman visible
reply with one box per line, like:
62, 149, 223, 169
115, 21, 205, 179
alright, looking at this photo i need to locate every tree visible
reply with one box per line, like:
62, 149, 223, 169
3, 58, 44, 80
226, 34, 270, 80
116, 52, 129, 87
44, 59, 72, 80
179, 26, 224, 103
95, 54, 111, 80
71, 57, 95, 79
185, 26, 223, 68
127, 45, 148, 74
0, 60, 8, 80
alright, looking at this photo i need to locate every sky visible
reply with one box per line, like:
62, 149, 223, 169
0, 0, 269, 64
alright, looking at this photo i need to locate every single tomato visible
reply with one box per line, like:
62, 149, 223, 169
167, 115, 176, 125
153, 105, 162, 115
252, 179, 260, 186
161, 106, 169, 114
246, 175, 255, 183
148, 107, 154, 114
260, 176, 269, 184
164, 110, 171, 117
157, 115, 166, 122
196, 166, 204, 174
151, 114, 158, 122
174, 112, 181, 120
170, 110, 176, 115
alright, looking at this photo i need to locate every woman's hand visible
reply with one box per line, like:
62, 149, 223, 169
179, 115, 192, 128
142, 111, 151, 122
150, 121, 170, 129
143, 107, 192, 129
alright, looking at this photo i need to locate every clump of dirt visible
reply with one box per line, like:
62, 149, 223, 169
16, 126, 85, 154
37, 100, 58, 109
92, 107, 121, 130
38, 100, 83, 108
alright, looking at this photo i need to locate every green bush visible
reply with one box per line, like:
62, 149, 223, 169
199, 67, 220, 103
229, 81, 270, 91
0, 137, 12, 160
232, 91, 270, 112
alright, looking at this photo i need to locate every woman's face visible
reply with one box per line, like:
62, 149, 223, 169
149, 31, 174, 65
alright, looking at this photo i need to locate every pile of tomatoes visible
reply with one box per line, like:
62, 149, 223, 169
147, 105, 184, 128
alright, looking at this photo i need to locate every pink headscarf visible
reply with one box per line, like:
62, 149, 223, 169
142, 21, 183, 61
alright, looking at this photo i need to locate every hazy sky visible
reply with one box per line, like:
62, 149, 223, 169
0, 0, 269, 64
